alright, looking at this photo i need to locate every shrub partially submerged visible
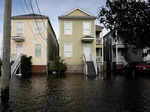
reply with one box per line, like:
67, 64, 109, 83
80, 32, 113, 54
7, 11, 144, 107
21, 55, 32, 76
49, 56, 67, 75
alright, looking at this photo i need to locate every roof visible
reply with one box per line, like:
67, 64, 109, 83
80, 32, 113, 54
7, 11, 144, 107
59, 8, 96, 20
11, 14, 49, 19
96, 25, 104, 32
63, 8, 94, 16
58, 16, 96, 20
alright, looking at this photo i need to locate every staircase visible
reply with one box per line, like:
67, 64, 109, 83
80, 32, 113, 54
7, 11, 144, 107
11, 54, 22, 78
83, 54, 97, 76
87, 61, 96, 76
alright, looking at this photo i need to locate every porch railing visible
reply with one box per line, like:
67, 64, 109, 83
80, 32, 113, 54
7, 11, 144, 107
83, 55, 88, 75
11, 54, 22, 78
91, 54, 97, 75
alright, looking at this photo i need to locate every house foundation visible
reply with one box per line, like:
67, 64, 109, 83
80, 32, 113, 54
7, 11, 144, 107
32, 65, 46, 74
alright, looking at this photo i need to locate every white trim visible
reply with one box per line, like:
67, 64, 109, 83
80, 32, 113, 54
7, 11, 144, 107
62, 8, 94, 17
82, 38, 94, 40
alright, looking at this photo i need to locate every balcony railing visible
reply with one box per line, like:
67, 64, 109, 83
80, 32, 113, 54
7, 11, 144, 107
112, 56, 128, 66
96, 38, 103, 45
96, 56, 103, 62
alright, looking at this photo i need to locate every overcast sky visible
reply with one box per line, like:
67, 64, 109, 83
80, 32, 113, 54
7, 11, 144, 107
0, 0, 107, 57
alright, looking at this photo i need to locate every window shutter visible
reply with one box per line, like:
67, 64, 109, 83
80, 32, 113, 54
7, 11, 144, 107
16, 22, 24, 36
83, 22, 91, 35
35, 21, 42, 34
64, 21, 72, 35
64, 43, 72, 58
35, 44, 42, 57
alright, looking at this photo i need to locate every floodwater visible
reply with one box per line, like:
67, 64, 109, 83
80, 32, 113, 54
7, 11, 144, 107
1, 74, 150, 112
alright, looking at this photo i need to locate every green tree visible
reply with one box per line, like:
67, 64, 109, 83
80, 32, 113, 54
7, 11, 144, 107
98, 0, 150, 48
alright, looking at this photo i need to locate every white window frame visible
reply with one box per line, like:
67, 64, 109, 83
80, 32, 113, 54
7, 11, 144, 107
64, 21, 72, 35
35, 44, 42, 58
83, 21, 91, 35
16, 22, 24, 36
34, 21, 43, 34
64, 43, 72, 58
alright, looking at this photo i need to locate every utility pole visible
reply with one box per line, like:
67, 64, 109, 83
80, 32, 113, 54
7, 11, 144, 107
1, 0, 12, 106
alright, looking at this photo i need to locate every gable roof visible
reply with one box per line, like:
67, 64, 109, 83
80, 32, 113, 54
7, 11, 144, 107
11, 13, 48, 19
64, 8, 93, 16
58, 8, 96, 20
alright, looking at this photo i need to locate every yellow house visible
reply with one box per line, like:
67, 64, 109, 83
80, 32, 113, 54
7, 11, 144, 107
59, 8, 97, 74
11, 14, 59, 73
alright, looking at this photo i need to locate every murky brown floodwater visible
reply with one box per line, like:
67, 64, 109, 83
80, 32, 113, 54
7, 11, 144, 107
1, 74, 150, 112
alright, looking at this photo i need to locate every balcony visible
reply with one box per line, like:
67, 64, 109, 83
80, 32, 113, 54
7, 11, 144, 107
96, 38, 102, 45
12, 36, 25, 42
96, 56, 103, 62
81, 36, 94, 43
112, 41, 127, 48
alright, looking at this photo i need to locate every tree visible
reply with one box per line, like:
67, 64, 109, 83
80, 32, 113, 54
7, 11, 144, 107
21, 55, 32, 76
98, 0, 150, 48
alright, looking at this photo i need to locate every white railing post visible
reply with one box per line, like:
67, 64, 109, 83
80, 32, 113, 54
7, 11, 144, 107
83, 55, 88, 75
11, 54, 22, 78
91, 54, 97, 75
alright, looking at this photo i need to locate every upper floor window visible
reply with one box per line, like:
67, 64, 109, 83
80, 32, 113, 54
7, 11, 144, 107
35, 21, 42, 34
83, 21, 91, 35
35, 44, 41, 58
64, 43, 72, 58
64, 21, 72, 35
16, 22, 24, 36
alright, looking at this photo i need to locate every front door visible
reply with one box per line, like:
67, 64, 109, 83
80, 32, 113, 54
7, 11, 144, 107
83, 44, 91, 61
16, 44, 23, 56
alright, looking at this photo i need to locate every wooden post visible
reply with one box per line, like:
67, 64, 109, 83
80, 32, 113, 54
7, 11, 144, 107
1, 0, 12, 106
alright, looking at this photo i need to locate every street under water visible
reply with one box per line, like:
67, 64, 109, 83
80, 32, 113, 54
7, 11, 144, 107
1, 74, 150, 112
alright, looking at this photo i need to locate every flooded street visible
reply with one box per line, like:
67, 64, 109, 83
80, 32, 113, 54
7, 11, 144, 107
1, 74, 150, 112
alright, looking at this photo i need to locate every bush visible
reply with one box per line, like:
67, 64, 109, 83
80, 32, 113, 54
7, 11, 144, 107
49, 56, 67, 75
21, 55, 32, 76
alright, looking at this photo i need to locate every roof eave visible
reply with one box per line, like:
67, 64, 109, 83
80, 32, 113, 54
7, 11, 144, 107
58, 16, 97, 20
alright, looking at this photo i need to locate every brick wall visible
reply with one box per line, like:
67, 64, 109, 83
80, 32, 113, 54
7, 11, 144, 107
32, 65, 46, 73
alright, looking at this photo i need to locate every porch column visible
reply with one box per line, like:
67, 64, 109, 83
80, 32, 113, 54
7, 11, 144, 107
116, 42, 118, 64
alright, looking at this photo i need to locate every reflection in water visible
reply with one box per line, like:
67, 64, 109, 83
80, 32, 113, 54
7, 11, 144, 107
1, 74, 150, 112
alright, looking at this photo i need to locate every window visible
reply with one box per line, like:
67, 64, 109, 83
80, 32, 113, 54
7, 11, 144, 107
64, 21, 72, 35
83, 21, 91, 35
35, 44, 41, 58
64, 43, 72, 58
16, 44, 23, 56
16, 22, 24, 36
35, 21, 42, 34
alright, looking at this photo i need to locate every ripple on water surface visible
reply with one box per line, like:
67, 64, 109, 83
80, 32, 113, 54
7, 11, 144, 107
2, 74, 150, 112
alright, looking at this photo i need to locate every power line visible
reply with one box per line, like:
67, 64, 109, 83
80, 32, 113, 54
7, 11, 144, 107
33, 0, 59, 48
23, 0, 47, 44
